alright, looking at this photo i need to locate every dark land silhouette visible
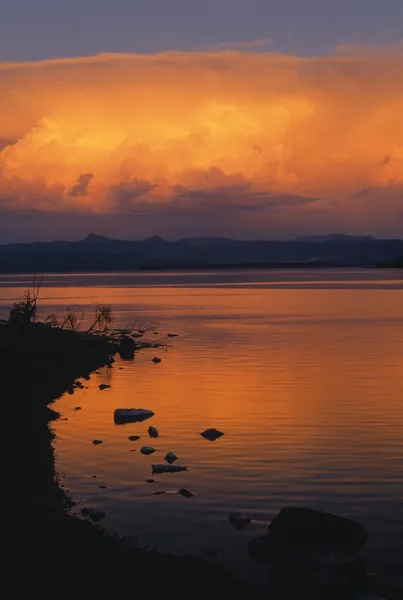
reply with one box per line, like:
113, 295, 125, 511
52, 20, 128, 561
1, 233, 403, 272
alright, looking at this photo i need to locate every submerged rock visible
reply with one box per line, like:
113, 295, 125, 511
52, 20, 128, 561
268, 506, 369, 566
128, 435, 140, 441
200, 428, 225, 441
81, 507, 106, 522
148, 425, 159, 438
178, 488, 195, 498
99, 384, 111, 391
164, 451, 178, 464
140, 446, 156, 455
114, 408, 155, 424
92, 439, 103, 445
152, 464, 187, 474
152, 357, 162, 363
228, 512, 251, 530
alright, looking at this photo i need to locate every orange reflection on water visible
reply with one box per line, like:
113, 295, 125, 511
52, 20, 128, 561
45, 275, 403, 581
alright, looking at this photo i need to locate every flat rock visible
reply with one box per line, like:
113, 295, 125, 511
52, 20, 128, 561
128, 435, 140, 441
92, 439, 103, 445
268, 507, 369, 565
200, 428, 224, 441
140, 446, 156, 455
114, 408, 155, 424
152, 464, 187, 474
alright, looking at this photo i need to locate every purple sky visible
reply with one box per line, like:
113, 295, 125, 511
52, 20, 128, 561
0, 0, 402, 62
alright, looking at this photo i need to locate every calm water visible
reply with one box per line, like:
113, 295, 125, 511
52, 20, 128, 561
1, 269, 403, 585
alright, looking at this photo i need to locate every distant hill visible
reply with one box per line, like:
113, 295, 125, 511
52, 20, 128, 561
0, 233, 403, 273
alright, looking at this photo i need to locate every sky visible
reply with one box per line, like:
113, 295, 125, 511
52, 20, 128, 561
0, 0, 403, 242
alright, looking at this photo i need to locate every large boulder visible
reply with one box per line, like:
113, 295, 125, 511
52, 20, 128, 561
268, 507, 369, 566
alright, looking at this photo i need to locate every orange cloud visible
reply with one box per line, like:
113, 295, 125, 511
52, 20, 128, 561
0, 50, 403, 236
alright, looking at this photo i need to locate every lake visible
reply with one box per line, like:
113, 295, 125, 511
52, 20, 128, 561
1, 268, 403, 588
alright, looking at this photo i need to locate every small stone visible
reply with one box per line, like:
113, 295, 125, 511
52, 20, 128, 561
81, 508, 106, 522
99, 485, 109, 489
92, 475, 97, 478
141, 446, 156, 455
92, 439, 103, 445
228, 512, 251, 530
167, 333, 179, 338
152, 357, 162, 364
145, 479, 155, 484
200, 428, 224, 442
128, 435, 140, 441
148, 425, 159, 438
153, 491, 166, 495
178, 488, 195, 498
74, 406, 81, 411
99, 384, 111, 390
165, 451, 178, 464
67, 388, 74, 395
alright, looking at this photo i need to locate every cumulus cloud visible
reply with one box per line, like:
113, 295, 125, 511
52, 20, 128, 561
0, 49, 403, 238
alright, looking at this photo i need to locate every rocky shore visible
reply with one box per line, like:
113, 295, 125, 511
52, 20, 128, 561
1, 319, 402, 598
0, 320, 263, 591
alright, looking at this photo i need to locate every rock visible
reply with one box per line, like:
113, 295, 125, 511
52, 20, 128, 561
94, 371, 101, 374
152, 357, 162, 363
153, 331, 159, 335
152, 464, 187, 474
92, 475, 97, 478
178, 488, 195, 498
164, 451, 178, 464
148, 425, 159, 438
167, 333, 179, 338
99, 384, 111, 391
84, 375, 90, 380
200, 428, 224, 441
145, 479, 155, 483
81, 508, 106, 522
67, 388, 74, 395
132, 333, 143, 338
228, 512, 251, 530
140, 446, 156, 455
119, 367, 123, 370
248, 536, 271, 563
74, 406, 81, 411
268, 507, 369, 566
153, 491, 166, 495
119, 337, 135, 360
99, 485, 109, 489
92, 439, 103, 445
128, 435, 140, 441
114, 408, 155, 424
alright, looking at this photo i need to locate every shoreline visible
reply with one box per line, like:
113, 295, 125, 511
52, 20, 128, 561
1, 320, 402, 597
1, 320, 263, 591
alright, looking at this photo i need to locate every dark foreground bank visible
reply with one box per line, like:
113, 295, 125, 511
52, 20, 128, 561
0, 321, 264, 591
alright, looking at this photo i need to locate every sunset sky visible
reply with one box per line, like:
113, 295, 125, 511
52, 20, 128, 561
0, 0, 403, 242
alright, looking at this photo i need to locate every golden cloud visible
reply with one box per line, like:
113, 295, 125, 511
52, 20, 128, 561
0, 49, 403, 230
